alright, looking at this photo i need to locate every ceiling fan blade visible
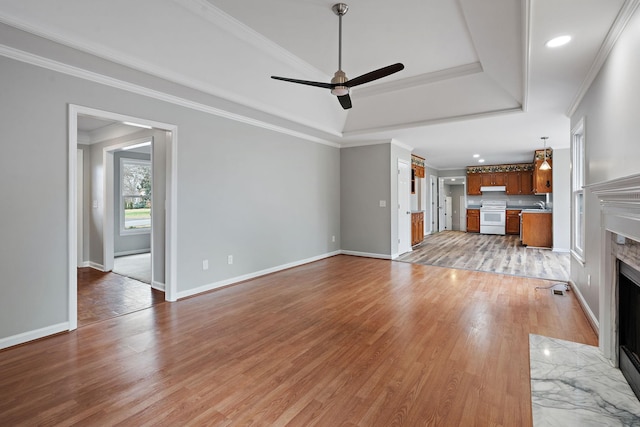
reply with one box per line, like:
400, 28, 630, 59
271, 76, 334, 89
337, 94, 352, 109
345, 63, 405, 88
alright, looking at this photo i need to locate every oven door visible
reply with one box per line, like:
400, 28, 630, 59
480, 209, 506, 235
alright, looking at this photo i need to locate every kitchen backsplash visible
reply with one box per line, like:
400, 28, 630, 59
467, 193, 549, 208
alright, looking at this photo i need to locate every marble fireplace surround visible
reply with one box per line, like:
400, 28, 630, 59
589, 173, 640, 366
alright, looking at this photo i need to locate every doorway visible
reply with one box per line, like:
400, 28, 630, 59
68, 105, 178, 331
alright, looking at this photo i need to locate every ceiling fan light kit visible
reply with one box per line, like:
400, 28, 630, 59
270, 3, 404, 109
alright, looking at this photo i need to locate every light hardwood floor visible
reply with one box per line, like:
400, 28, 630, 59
2, 256, 595, 426
398, 231, 570, 281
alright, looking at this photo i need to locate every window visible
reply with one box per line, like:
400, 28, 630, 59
571, 118, 585, 262
121, 157, 151, 234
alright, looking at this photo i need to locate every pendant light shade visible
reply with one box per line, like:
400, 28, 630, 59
540, 137, 551, 170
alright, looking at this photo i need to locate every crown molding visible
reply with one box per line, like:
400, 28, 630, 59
0, 44, 340, 148
391, 138, 414, 152
342, 106, 523, 137
566, 0, 640, 117
354, 62, 483, 99
339, 139, 393, 149
0, 13, 342, 139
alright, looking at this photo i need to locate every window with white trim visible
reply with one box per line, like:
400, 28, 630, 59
120, 158, 151, 234
571, 118, 585, 261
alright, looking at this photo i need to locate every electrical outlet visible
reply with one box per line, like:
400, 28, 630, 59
587, 274, 591, 287
202, 259, 208, 270
379, 200, 386, 207
331, 235, 336, 242
227, 255, 233, 265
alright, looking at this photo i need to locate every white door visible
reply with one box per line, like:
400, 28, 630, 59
398, 160, 411, 255
445, 197, 453, 230
438, 178, 446, 232
430, 175, 437, 233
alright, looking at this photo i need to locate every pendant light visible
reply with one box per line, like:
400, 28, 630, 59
540, 137, 551, 171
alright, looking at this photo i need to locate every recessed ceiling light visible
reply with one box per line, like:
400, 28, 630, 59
478, 159, 485, 163
451, 178, 456, 181
546, 35, 571, 48
473, 154, 480, 158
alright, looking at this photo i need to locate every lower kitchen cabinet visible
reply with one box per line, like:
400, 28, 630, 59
411, 212, 424, 246
506, 209, 521, 235
466, 209, 480, 233
521, 212, 552, 248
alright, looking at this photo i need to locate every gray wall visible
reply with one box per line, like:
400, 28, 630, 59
552, 148, 570, 252
446, 185, 465, 231
569, 9, 640, 323
340, 144, 392, 256
0, 55, 340, 341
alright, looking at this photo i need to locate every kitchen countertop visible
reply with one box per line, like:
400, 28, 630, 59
466, 205, 550, 210
521, 209, 552, 213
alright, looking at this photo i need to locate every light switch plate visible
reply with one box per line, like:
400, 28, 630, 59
379, 200, 386, 207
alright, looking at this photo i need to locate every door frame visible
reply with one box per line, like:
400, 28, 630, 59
68, 104, 179, 331
397, 159, 412, 255
430, 175, 437, 234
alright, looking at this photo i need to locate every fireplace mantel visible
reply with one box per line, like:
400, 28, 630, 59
588, 173, 640, 365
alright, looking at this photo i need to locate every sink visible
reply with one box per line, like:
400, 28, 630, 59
521, 209, 552, 213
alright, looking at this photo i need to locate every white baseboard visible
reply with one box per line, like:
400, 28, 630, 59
340, 250, 392, 260
177, 251, 342, 300
0, 322, 69, 350
568, 279, 599, 335
151, 280, 165, 291
89, 261, 105, 271
115, 249, 151, 257
553, 247, 571, 253
77, 261, 90, 267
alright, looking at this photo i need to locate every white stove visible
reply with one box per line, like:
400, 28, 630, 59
480, 200, 507, 235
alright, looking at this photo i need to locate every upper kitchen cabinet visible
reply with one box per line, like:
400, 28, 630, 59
411, 155, 425, 194
467, 163, 533, 196
481, 172, 506, 186
505, 166, 534, 195
467, 173, 482, 195
532, 149, 552, 194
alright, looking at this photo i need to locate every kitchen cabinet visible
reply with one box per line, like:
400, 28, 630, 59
506, 210, 521, 235
467, 173, 482, 195
411, 212, 424, 246
466, 209, 480, 233
521, 212, 552, 248
533, 151, 552, 194
505, 171, 534, 195
481, 172, 506, 186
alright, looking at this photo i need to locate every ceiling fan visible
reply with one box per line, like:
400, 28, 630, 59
271, 3, 404, 110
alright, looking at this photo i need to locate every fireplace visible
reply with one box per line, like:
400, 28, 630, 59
619, 261, 640, 400
588, 173, 640, 369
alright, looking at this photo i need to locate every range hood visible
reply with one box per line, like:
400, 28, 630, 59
480, 186, 506, 192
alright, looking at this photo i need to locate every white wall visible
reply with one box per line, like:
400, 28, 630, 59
569, 8, 640, 323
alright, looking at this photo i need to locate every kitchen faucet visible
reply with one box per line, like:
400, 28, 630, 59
535, 201, 546, 209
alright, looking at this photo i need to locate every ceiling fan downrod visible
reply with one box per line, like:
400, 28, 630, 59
331, 3, 349, 96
